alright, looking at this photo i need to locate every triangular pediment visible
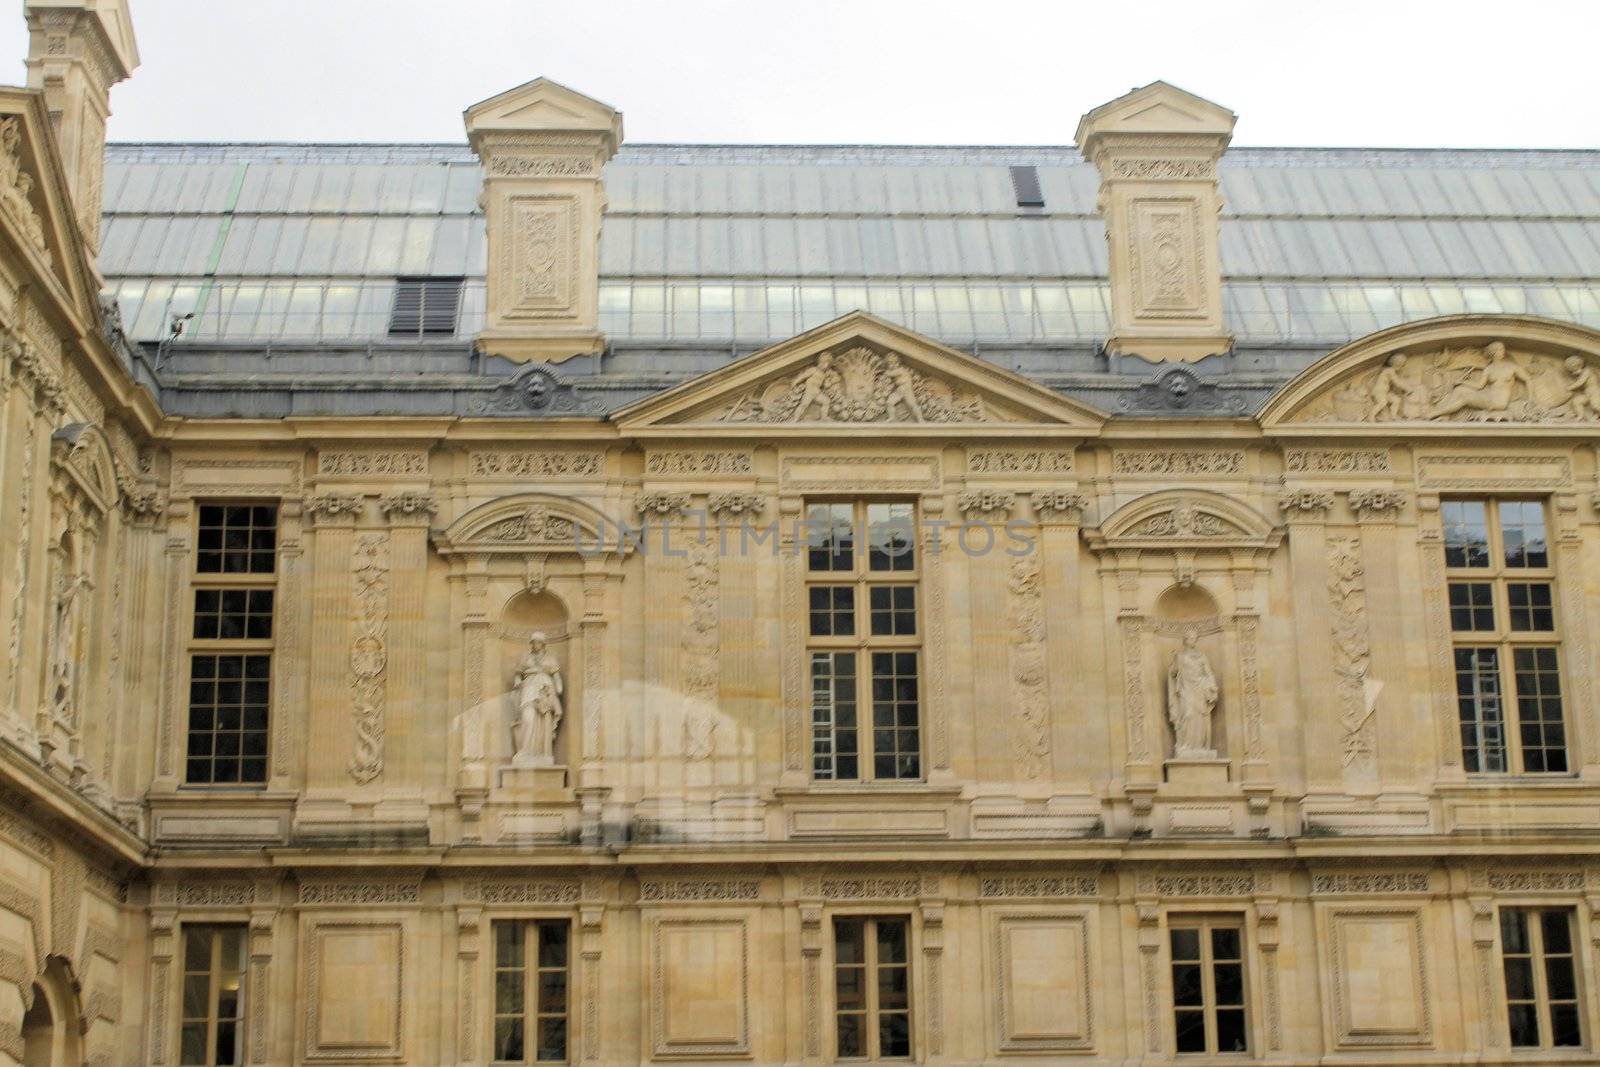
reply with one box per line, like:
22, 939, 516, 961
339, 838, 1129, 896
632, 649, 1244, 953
464, 77, 623, 146
612, 312, 1106, 437
1075, 80, 1235, 145
1259, 315, 1600, 436
0, 89, 99, 327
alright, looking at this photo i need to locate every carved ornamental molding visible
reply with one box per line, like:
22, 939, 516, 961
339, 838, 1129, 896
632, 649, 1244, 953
433, 493, 620, 556
1085, 489, 1282, 552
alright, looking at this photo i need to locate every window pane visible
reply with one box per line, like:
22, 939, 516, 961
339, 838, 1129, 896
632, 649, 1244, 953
879, 1011, 911, 1057
1540, 910, 1573, 954
811, 652, 858, 781
1448, 582, 1495, 632
868, 585, 916, 636
809, 586, 855, 637
538, 922, 569, 969
1174, 1009, 1207, 1053
875, 919, 907, 965
870, 652, 920, 780
1441, 501, 1489, 568
1507, 582, 1554, 632
1499, 500, 1548, 568
1215, 1008, 1248, 1053
1171, 962, 1203, 1006
1169, 928, 1200, 961
536, 1017, 567, 1062
867, 503, 915, 571
1454, 647, 1504, 773
1550, 1003, 1582, 1047
836, 1012, 863, 1058
1512, 646, 1566, 773
807, 503, 854, 572
495, 1018, 526, 1061
1507, 1003, 1540, 1047
1210, 927, 1241, 961
196, 503, 277, 574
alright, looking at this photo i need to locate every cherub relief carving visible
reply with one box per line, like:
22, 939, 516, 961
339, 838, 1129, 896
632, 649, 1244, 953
720, 346, 987, 423
1312, 341, 1600, 423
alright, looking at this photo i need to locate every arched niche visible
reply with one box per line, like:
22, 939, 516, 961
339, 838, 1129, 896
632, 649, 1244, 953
1084, 489, 1281, 786
433, 492, 632, 810
21, 957, 84, 1067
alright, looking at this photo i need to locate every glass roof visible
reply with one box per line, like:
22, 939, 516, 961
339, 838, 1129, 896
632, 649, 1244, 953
98, 143, 1600, 346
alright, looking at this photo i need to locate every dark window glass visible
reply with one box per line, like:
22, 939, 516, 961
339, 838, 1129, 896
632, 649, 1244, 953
834, 917, 911, 1059
192, 588, 274, 641
185, 654, 270, 784
179, 925, 246, 1066
1513, 647, 1567, 773
1448, 582, 1495, 632
1170, 922, 1247, 1055
870, 652, 920, 780
811, 652, 858, 781
807, 503, 854, 572
493, 920, 570, 1064
1454, 647, 1504, 773
1507, 582, 1555, 632
808, 586, 855, 637
1501, 908, 1582, 1049
868, 585, 916, 636
196, 504, 277, 574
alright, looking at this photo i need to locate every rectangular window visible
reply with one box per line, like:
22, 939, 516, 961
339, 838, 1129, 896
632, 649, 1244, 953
388, 276, 464, 336
806, 502, 921, 781
492, 920, 570, 1064
186, 504, 277, 785
1169, 919, 1248, 1055
1500, 908, 1583, 1049
1441, 499, 1566, 774
179, 925, 247, 1066
834, 917, 911, 1060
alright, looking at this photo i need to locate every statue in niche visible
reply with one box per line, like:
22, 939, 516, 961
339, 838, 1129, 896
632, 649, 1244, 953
47, 571, 86, 725
511, 632, 564, 766
1166, 628, 1218, 758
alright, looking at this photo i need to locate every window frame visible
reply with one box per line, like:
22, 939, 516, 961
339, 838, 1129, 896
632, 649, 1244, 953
489, 917, 574, 1066
1441, 497, 1569, 775
830, 913, 915, 1062
182, 501, 279, 788
178, 923, 248, 1067
805, 499, 923, 783
1497, 905, 1586, 1051
1166, 914, 1250, 1057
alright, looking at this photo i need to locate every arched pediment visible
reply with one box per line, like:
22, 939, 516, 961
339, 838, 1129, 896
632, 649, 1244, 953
1259, 315, 1600, 435
433, 492, 621, 556
1085, 489, 1281, 552
49, 422, 118, 513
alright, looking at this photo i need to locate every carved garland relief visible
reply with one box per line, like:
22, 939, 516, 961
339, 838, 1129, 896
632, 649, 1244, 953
682, 535, 720, 761
347, 533, 391, 784
1007, 553, 1050, 779
1326, 535, 1378, 775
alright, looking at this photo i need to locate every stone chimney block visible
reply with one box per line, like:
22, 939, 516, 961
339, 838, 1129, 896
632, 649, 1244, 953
24, 0, 138, 256
1076, 81, 1234, 364
465, 78, 623, 365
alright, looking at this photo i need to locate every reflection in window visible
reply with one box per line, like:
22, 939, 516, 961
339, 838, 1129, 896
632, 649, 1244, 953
179, 925, 246, 1066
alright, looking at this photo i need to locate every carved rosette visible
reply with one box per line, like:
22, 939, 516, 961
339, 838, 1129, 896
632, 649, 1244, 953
634, 491, 690, 519
304, 493, 363, 523
377, 492, 438, 521
347, 533, 391, 783
705, 492, 765, 519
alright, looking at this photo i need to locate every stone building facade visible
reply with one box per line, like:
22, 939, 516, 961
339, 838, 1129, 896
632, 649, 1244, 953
5, 3, 1600, 1065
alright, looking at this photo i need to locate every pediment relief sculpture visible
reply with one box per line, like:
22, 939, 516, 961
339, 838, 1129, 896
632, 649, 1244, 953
433, 492, 621, 556
0, 116, 51, 264
718, 345, 989, 424
1086, 489, 1281, 552
1303, 342, 1600, 425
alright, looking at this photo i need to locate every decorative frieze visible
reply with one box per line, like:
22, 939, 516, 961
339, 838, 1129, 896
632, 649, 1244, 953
967, 448, 1073, 474
817, 876, 922, 900
298, 880, 422, 905
1135, 871, 1257, 896
469, 449, 604, 478
1311, 872, 1430, 894
719, 346, 988, 423
978, 874, 1099, 898
1471, 869, 1587, 893
1113, 448, 1245, 475
645, 450, 751, 476
466, 880, 582, 905
638, 877, 760, 902
1284, 447, 1391, 474
304, 493, 364, 521
317, 450, 429, 477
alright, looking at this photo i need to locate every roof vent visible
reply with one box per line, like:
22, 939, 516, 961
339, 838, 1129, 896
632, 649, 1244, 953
388, 277, 464, 337
1009, 165, 1045, 210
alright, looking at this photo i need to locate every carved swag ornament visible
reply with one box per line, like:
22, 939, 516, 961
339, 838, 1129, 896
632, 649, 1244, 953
719, 345, 988, 423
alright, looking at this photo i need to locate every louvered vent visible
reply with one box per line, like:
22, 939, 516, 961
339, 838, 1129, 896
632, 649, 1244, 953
388, 277, 464, 337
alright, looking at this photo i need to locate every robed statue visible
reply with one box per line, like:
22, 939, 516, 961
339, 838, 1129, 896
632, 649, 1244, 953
512, 632, 564, 766
1166, 628, 1218, 758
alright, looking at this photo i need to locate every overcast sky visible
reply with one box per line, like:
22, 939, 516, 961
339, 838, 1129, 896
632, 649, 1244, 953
2, 0, 1596, 148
